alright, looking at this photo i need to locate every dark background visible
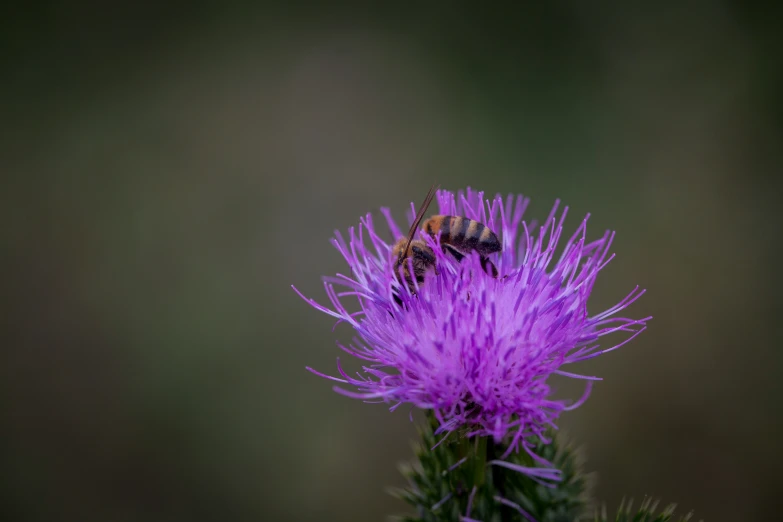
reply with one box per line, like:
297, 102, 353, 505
3, 2, 781, 521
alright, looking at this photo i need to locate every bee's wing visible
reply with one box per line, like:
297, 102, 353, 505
398, 183, 439, 264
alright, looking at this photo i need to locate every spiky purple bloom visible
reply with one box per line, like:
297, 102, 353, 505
294, 188, 648, 474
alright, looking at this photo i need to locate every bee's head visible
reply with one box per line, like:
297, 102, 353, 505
409, 241, 435, 266
391, 238, 435, 268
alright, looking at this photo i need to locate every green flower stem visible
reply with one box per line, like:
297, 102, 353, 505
472, 435, 488, 488
456, 431, 488, 488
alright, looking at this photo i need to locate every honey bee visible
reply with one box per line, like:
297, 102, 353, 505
392, 185, 502, 303
422, 214, 501, 278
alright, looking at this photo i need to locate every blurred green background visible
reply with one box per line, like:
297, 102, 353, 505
2, 2, 781, 521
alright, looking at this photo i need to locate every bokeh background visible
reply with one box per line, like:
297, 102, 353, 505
3, 2, 782, 521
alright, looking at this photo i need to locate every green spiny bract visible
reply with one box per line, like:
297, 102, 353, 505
390, 414, 587, 522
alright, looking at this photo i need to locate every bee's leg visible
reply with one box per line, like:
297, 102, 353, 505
480, 256, 498, 278
442, 244, 465, 262
391, 286, 416, 311
392, 268, 414, 309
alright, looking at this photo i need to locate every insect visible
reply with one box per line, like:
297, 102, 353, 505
391, 185, 502, 303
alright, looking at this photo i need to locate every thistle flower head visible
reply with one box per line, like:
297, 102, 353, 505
294, 187, 648, 467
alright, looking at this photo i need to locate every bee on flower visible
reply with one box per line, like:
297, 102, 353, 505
293, 187, 649, 480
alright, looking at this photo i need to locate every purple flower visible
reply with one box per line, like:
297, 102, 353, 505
294, 187, 648, 471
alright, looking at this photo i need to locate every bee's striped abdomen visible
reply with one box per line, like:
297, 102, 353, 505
426, 215, 501, 257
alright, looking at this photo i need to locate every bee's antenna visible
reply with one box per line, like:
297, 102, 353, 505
397, 184, 439, 266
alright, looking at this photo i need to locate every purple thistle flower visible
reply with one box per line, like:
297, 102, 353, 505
293, 187, 649, 475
